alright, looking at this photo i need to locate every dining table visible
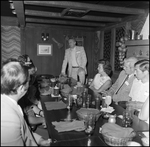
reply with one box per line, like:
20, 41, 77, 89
38, 77, 149, 146
40, 91, 149, 146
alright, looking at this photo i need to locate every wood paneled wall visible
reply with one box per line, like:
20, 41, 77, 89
22, 24, 95, 78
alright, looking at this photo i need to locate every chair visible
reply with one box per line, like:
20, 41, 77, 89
36, 74, 54, 82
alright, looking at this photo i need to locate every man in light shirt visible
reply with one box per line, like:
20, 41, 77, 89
128, 59, 149, 110
60, 38, 87, 85
1, 58, 51, 146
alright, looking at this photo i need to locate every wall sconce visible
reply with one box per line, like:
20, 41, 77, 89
41, 33, 49, 41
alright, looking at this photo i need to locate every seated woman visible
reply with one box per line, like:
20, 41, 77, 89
18, 54, 46, 130
19, 85, 46, 130
89, 59, 112, 99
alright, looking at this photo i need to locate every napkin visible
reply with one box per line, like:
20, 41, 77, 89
100, 106, 114, 113
52, 120, 85, 132
51, 94, 61, 97
101, 123, 134, 138
44, 101, 67, 110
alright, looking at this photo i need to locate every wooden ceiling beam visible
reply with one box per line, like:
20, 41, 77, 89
24, 1, 146, 15
25, 10, 122, 22
1, 16, 19, 26
26, 18, 105, 27
13, 1, 25, 27
26, 23, 95, 31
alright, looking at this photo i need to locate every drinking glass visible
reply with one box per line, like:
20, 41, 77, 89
82, 92, 87, 108
105, 95, 112, 107
84, 113, 96, 137
122, 109, 133, 127
67, 94, 73, 110
76, 95, 83, 108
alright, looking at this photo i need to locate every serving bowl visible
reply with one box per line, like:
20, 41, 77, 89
76, 108, 101, 121
102, 132, 136, 146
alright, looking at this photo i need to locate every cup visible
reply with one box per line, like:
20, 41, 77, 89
51, 78, 56, 87
53, 86, 59, 96
84, 113, 96, 136
76, 95, 83, 108
122, 109, 133, 127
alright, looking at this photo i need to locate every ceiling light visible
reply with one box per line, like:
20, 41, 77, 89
63, 8, 89, 17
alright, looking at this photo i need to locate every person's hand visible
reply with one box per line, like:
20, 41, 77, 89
38, 138, 52, 146
77, 67, 85, 75
39, 110, 44, 117
42, 121, 47, 128
60, 72, 67, 77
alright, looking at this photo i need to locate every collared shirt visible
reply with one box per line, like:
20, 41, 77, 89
129, 78, 149, 102
93, 73, 111, 90
71, 47, 78, 66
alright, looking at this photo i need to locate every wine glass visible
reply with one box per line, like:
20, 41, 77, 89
84, 113, 96, 137
66, 94, 73, 110
105, 95, 112, 107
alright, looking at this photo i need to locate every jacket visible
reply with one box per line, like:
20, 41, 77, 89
61, 46, 87, 77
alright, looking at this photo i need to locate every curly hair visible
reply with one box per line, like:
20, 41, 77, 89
98, 59, 112, 76
18, 54, 35, 70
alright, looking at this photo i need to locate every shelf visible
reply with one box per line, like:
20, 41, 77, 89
125, 39, 149, 46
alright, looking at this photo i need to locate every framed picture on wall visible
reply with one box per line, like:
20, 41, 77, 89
37, 44, 53, 56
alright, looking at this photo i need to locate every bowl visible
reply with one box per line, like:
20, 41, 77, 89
126, 141, 141, 146
102, 132, 135, 146
76, 108, 101, 121
141, 137, 149, 146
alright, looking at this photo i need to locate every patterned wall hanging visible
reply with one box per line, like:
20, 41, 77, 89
103, 30, 111, 61
115, 26, 126, 71
1, 26, 21, 62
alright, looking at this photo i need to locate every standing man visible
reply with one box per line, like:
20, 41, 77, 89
104, 57, 138, 103
60, 38, 87, 85
1, 59, 51, 146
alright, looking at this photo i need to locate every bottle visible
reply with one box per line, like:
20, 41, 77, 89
102, 97, 107, 108
82, 92, 87, 108
122, 108, 132, 127
95, 97, 100, 110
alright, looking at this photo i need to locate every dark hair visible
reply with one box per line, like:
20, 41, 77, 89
1, 59, 29, 95
18, 54, 35, 70
98, 59, 112, 76
134, 59, 149, 72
